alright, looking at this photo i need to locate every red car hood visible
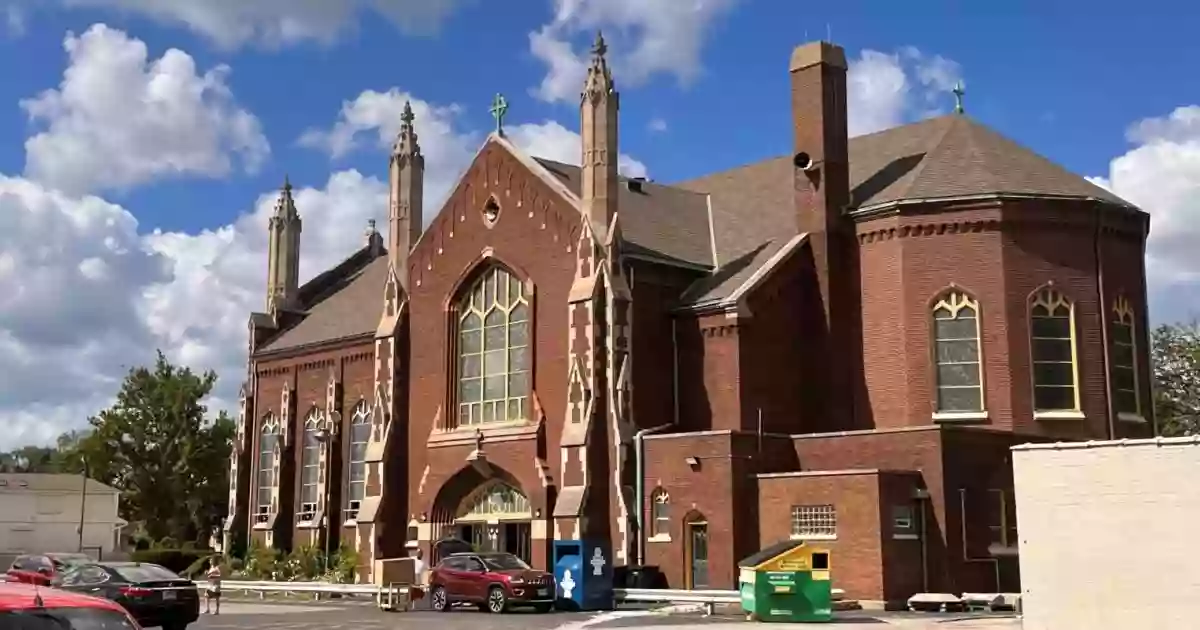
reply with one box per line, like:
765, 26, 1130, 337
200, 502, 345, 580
491, 569, 552, 582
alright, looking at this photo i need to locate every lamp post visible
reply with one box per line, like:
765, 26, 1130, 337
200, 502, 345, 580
77, 455, 89, 553
313, 425, 333, 575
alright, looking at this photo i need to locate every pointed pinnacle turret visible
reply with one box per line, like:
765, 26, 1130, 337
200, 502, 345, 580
274, 174, 298, 219
583, 30, 614, 101
393, 100, 421, 158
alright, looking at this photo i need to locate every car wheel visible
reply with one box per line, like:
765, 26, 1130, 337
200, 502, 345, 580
486, 586, 508, 614
430, 586, 449, 612
533, 603, 553, 614
162, 623, 187, 630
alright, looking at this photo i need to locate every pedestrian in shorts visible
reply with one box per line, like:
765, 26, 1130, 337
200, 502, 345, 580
204, 559, 222, 615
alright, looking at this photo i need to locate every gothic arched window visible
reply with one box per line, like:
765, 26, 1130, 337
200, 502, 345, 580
346, 401, 370, 521
456, 266, 531, 426
299, 410, 321, 523
1030, 287, 1080, 413
932, 291, 984, 413
1111, 296, 1140, 417
255, 414, 280, 524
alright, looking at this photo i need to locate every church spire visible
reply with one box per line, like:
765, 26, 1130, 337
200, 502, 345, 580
388, 100, 424, 293
266, 175, 302, 311
579, 30, 619, 240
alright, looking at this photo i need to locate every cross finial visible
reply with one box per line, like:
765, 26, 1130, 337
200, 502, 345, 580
952, 81, 965, 114
400, 100, 414, 126
591, 30, 607, 57
489, 93, 509, 136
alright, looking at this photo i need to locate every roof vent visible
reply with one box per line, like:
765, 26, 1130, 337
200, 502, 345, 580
626, 177, 648, 193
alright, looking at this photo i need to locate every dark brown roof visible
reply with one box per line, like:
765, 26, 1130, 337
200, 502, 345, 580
256, 255, 389, 353
674, 114, 1135, 305
534, 159, 714, 268
256, 114, 1136, 349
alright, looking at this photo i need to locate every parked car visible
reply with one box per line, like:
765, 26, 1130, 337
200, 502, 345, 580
51, 562, 199, 630
6, 553, 93, 586
428, 551, 554, 614
0, 580, 141, 629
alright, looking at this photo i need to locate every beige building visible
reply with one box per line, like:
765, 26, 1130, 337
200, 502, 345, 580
0, 474, 125, 558
1013, 436, 1200, 630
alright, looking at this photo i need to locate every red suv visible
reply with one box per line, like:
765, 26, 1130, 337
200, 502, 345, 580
0, 581, 141, 628
7, 554, 93, 586
429, 552, 554, 614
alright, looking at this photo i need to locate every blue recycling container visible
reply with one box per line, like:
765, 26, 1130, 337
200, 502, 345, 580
553, 539, 614, 611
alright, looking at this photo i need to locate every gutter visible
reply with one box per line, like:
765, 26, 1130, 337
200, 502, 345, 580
633, 319, 682, 565
1095, 202, 1117, 440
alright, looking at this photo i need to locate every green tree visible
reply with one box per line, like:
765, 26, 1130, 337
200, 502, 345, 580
1151, 322, 1200, 437
59, 351, 234, 544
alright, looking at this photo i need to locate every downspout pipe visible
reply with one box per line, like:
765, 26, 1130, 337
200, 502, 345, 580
635, 423, 673, 566
1095, 202, 1117, 440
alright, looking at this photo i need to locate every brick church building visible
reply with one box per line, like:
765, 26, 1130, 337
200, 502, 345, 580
223, 35, 1155, 605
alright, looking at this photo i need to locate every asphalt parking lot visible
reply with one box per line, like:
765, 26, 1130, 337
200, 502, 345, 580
190, 601, 597, 630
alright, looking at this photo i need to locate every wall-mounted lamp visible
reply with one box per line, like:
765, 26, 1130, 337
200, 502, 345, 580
534, 508, 542, 518
684, 456, 700, 468
419, 513, 427, 522
912, 488, 931, 500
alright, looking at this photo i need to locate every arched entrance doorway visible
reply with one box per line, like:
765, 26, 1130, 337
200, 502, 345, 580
683, 511, 709, 590
452, 480, 534, 563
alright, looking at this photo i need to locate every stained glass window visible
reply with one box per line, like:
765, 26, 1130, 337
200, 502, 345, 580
457, 267, 530, 426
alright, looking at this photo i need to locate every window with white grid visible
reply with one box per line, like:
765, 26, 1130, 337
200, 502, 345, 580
345, 401, 369, 522
790, 504, 837, 539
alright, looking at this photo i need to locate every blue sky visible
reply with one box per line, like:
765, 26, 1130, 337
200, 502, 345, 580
0, 0, 1196, 450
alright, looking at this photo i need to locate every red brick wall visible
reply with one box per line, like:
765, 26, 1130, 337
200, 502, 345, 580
629, 261, 700, 430
758, 471, 883, 600
675, 313, 741, 432
402, 143, 581, 546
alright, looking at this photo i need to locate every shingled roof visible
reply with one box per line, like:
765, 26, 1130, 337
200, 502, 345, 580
252, 114, 1137, 352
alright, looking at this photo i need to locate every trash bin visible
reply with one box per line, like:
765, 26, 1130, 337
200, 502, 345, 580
552, 539, 614, 611
738, 540, 833, 623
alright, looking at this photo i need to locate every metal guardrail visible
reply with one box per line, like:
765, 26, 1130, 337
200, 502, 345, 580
613, 588, 741, 615
193, 580, 405, 607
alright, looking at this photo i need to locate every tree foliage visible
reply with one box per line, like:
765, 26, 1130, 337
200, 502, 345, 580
1152, 322, 1200, 437
56, 351, 235, 544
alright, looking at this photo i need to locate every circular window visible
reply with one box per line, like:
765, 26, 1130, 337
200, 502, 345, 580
482, 197, 501, 226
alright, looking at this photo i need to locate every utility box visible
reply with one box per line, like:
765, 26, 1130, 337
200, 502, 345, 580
1014, 437, 1200, 630
738, 540, 833, 623
552, 539, 614, 611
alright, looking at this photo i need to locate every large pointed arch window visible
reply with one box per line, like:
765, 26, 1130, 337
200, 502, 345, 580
255, 414, 280, 524
456, 481, 532, 522
1111, 296, 1140, 417
345, 401, 370, 521
932, 291, 984, 414
298, 410, 321, 523
457, 266, 531, 426
1031, 287, 1080, 413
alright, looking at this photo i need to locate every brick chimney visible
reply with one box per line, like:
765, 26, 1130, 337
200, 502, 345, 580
790, 40, 855, 425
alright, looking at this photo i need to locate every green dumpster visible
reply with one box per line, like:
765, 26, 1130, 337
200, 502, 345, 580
738, 540, 833, 623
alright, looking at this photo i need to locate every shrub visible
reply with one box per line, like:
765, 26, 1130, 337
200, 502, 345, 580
284, 544, 324, 581
327, 543, 358, 584
129, 548, 210, 574
243, 542, 280, 580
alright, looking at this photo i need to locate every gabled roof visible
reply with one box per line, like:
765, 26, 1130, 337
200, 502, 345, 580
251, 114, 1140, 351
0, 474, 117, 494
254, 247, 389, 354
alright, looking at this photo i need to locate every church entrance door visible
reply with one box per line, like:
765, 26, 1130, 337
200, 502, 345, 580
453, 481, 533, 565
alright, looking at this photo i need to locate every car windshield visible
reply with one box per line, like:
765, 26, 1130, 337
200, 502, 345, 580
0, 607, 136, 630
47, 556, 89, 570
480, 554, 530, 571
112, 565, 179, 583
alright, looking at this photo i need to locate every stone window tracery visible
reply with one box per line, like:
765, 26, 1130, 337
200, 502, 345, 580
255, 414, 280, 524
932, 291, 984, 413
298, 410, 321, 523
345, 401, 370, 522
1111, 296, 1140, 417
1030, 288, 1080, 413
456, 481, 531, 522
456, 266, 531, 427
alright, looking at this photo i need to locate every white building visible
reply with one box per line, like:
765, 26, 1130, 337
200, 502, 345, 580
1013, 436, 1200, 630
0, 474, 126, 559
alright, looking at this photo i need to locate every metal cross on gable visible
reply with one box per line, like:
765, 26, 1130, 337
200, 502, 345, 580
490, 93, 509, 136
952, 81, 966, 114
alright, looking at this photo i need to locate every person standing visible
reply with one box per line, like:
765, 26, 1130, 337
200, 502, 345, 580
408, 549, 427, 611
204, 559, 222, 615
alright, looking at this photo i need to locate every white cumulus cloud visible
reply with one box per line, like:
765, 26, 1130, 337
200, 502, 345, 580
847, 46, 964, 137
54, 0, 463, 49
21, 24, 269, 195
529, 0, 739, 104
1088, 105, 1200, 323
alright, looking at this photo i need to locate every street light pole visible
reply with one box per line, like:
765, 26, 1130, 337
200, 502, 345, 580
314, 425, 334, 576
77, 456, 89, 553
